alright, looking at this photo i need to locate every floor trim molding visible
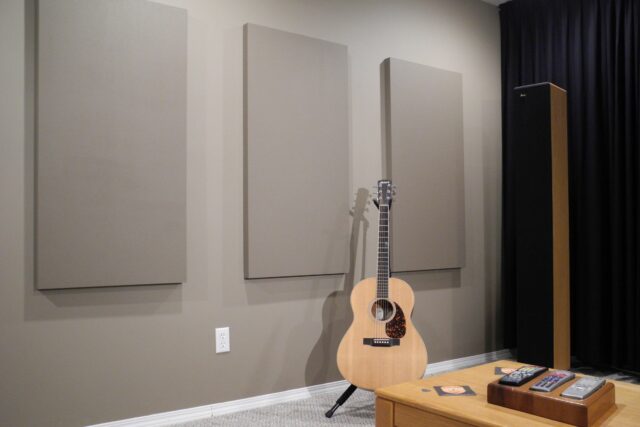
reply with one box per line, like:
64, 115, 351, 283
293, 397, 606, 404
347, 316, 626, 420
424, 348, 513, 377
88, 348, 514, 427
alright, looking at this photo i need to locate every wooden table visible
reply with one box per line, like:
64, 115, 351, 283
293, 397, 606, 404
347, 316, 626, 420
375, 360, 640, 426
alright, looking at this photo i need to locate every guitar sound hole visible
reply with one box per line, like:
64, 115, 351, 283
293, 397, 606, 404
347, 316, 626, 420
370, 299, 395, 322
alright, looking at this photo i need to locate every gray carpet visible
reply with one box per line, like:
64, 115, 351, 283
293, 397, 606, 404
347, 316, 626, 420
173, 366, 639, 427
572, 366, 640, 385
172, 388, 374, 427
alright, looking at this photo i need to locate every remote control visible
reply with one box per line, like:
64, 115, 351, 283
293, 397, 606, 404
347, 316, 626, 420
530, 370, 575, 392
561, 376, 606, 399
499, 366, 548, 386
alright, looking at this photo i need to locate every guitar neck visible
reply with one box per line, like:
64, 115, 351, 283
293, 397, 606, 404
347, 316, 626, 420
377, 203, 390, 299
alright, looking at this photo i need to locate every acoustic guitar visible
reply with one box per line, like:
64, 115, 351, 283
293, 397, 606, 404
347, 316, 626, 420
337, 180, 428, 390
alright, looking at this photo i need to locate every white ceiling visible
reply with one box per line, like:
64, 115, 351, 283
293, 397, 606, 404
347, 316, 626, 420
480, 0, 509, 5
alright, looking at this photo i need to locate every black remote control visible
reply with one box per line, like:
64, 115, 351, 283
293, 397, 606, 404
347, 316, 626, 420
530, 370, 575, 392
499, 366, 548, 386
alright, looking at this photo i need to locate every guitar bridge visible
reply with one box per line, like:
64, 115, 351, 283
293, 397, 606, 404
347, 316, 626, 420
363, 338, 400, 347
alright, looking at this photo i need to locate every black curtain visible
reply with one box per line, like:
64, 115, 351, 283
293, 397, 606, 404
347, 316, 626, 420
501, 0, 640, 372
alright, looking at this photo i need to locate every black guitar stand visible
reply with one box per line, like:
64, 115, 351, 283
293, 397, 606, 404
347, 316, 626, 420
325, 384, 357, 418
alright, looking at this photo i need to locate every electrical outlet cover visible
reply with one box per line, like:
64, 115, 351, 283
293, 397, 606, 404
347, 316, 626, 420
216, 327, 230, 353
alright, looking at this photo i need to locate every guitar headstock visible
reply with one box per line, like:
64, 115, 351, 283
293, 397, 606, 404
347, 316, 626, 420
374, 180, 396, 208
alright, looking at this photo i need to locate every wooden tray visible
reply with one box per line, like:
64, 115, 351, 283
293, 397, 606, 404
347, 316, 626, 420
487, 375, 616, 426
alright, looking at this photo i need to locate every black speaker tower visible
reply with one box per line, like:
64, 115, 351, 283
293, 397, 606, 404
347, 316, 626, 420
513, 82, 570, 369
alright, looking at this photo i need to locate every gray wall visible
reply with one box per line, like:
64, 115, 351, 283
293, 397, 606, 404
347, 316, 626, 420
0, 0, 502, 425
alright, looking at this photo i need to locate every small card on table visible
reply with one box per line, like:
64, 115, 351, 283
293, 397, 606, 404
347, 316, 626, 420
434, 385, 476, 396
495, 367, 516, 375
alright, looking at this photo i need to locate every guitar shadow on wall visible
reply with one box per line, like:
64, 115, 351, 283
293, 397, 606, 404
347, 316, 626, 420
304, 187, 371, 386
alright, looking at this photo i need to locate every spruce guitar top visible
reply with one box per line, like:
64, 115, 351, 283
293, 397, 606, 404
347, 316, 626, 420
336, 180, 428, 391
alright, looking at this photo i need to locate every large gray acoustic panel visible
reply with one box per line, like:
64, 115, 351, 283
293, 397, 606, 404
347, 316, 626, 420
36, 0, 187, 289
382, 58, 465, 272
244, 24, 349, 279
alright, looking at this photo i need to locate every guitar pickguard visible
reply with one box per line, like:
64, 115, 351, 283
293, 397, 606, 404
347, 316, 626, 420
385, 303, 407, 339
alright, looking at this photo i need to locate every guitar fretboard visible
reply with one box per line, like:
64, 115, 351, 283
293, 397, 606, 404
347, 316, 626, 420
377, 204, 390, 299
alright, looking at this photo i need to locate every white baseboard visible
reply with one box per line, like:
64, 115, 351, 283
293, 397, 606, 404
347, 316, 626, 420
424, 348, 514, 377
88, 348, 513, 427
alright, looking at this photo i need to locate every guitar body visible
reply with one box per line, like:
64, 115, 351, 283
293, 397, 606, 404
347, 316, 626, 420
337, 276, 428, 390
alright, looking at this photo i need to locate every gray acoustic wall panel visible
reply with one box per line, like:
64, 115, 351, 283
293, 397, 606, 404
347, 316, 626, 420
244, 24, 349, 279
36, 0, 187, 289
382, 58, 465, 272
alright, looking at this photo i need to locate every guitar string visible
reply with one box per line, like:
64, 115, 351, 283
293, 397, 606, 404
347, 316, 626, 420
385, 202, 390, 334
382, 202, 386, 337
380, 199, 385, 339
380, 203, 382, 342
376, 196, 381, 340
385, 201, 393, 336
384, 203, 389, 335
376, 190, 380, 340
383, 199, 388, 338
381, 203, 385, 337
377, 196, 380, 340
377, 189, 390, 340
